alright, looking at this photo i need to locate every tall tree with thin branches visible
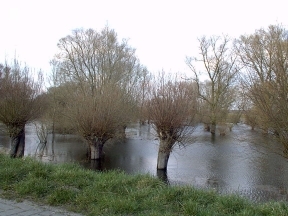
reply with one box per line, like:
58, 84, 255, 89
235, 24, 288, 150
186, 35, 239, 134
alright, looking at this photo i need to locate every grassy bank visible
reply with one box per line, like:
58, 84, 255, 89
0, 154, 288, 215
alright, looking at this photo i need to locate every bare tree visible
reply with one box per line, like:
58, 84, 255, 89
65, 82, 132, 159
186, 35, 239, 135
52, 26, 146, 160
0, 60, 44, 158
235, 25, 288, 149
147, 72, 197, 170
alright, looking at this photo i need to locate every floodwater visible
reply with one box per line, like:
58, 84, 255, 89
1, 123, 288, 203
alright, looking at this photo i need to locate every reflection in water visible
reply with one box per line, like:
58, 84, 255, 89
1, 123, 288, 203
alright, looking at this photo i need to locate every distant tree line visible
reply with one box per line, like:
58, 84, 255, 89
1, 24, 288, 170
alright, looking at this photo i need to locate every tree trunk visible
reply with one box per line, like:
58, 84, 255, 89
90, 159, 103, 170
89, 139, 104, 160
157, 169, 169, 184
10, 127, 25, 158
157, 139, 172, 170
157, 151, 170, 170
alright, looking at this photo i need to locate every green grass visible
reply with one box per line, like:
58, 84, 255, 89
1, 154, 288, 215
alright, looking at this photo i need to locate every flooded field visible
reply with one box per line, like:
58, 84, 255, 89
1, 123, 288, 203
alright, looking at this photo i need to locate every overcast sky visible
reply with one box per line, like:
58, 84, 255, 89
1, 0, 287, 77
